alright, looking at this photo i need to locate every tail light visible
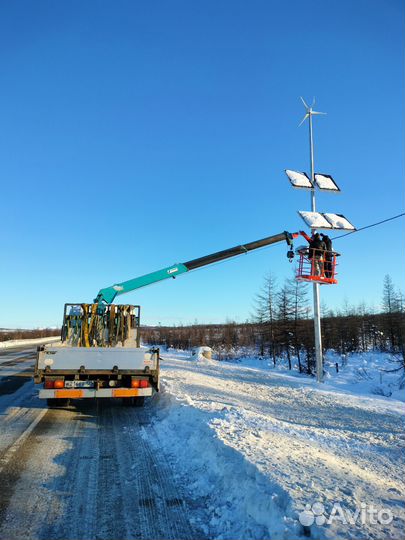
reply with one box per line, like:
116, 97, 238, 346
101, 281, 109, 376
54, 380, 64, 389
131, 379, 149, 388
44, 380, 54, 389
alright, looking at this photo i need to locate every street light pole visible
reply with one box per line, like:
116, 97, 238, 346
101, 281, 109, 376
288, 99, 353, 382
308, 108, 323, 383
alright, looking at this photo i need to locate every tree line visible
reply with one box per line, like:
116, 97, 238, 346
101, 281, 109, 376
0, 328, 61, 342
141, 274, 405, 375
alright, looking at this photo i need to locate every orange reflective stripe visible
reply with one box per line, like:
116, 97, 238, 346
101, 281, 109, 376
55, 389, 84, 398
112, 389, 139, 397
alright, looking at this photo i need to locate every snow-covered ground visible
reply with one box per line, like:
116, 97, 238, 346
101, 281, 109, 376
142, 349, 405, 540
0, 336, 60, 349
220, 349, 405, 402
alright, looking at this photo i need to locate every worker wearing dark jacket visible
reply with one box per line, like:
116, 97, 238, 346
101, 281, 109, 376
321, 234, 332, 251
308, 233, 326, 276
321, 234, 333, 278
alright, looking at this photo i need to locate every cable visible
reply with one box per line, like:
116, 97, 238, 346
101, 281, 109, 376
333, 212, 405, 240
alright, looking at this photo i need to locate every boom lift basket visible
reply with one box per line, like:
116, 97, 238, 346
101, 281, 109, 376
296, 248, 338, 285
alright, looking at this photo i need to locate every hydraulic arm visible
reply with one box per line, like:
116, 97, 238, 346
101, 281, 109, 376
95, 231, 295, 304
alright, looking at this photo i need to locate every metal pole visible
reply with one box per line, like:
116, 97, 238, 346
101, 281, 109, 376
309, 111, 316, 212
308, 110, 323, 383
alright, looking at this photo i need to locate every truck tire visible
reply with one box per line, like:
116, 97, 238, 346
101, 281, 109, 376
133, 396, 145, 407
47, 398, 69, 408
122, 396, 145, 407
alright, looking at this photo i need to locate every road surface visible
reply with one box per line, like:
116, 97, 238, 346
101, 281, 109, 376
0, 346, 201, 540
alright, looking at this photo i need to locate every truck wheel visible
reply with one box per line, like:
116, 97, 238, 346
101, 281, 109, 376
122, 397, 145, 407
47, 398, 69, 408
133, 396, 145, 407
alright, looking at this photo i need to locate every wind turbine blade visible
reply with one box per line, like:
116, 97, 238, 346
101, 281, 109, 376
312, 97, 316, 107
298, 113, 309, 127
300, 96, 309, 109
312, 110, 327, 116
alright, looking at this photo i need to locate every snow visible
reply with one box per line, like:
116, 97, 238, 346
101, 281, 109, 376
298, 211, 332, 229
0, 336, 60, 349
323, 350, 404, 402
298, 211, 355, 231
224, 350, 405, 405
314, 174, 340, 192
192, 346, 213, 360
144, 348, 405, 540
324, 213, 355, 230
285, 170, 313, 189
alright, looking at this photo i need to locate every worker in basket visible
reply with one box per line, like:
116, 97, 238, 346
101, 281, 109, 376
320, 233, 333, 278
308, 233, 326, 276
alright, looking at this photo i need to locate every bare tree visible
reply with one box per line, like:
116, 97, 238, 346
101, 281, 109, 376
276, 283, 294, 369
382, 274, 401, 351
287, 276, 309, 372
253, 273, 278, 365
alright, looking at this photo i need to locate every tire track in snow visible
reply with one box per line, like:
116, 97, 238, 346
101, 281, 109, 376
121, 404, 200, 540
0, 396, 202, 540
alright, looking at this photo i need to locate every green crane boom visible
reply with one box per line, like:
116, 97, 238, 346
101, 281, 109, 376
94, 230, 295, 304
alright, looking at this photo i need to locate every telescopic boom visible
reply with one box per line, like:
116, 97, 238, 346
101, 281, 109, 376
95, 231, 295, 304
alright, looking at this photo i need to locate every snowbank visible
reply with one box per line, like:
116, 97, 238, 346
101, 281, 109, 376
143, 349, 405, 539
146, 383, 300, 539
0, 336, 60, 350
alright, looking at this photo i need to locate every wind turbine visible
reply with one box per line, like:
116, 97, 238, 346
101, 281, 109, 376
298, 97, 326, 127
299, 97, 326, 212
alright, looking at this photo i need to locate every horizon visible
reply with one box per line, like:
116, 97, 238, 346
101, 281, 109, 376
1, 270, 403, 331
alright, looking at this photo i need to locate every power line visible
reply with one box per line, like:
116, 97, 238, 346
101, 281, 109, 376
333, 212, 405, 240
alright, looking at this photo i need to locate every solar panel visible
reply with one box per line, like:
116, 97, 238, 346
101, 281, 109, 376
285, 170, 313, 189
298, 211, 333, 229
323, 213, 355, 230
298, 211, 355, 230
314, 174, 341, 192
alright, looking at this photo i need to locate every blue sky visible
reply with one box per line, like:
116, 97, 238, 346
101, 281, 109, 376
0, 0, 404, 328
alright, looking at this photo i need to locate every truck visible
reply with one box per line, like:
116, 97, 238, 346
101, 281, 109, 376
34, 231, 297, 407
35, 304, 158, 407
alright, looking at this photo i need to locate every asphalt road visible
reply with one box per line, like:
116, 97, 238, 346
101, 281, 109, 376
0, 347, 201, 540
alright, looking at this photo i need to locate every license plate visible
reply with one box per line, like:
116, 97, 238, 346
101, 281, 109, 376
65, 380, 94, 388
